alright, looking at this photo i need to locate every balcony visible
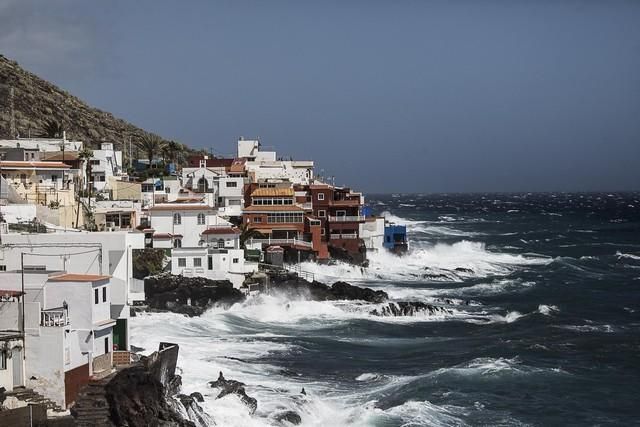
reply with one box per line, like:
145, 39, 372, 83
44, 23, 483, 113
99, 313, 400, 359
41, 308, 70, 327
247, 237, 313, 249
328, 215, 366, 222
330, 233, 358, 240
331, 197, 360, 207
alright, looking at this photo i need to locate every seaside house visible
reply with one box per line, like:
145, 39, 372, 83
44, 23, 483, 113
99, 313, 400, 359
88, 143, 123, 192
0, 229, 145, 341
0, 271, 116, 409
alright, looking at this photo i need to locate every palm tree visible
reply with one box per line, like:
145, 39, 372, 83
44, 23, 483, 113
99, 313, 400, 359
166, 140, 182, 164
137, 134, 165, 168
39, 119, 64, 138
239, 222, 264, 249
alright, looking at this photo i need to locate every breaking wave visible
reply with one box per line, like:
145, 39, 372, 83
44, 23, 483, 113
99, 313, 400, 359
298, 240, 551, 284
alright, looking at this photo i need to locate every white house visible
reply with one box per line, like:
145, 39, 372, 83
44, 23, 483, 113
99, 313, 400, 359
217, 176, 244, 218
0, 137, 84, 153
0, 230, 145, 342
170, 226, 257, 287
0, 271, 115, 409
238, 139, 314, 185
146, 204, 232, 248
89, 142, 123, 192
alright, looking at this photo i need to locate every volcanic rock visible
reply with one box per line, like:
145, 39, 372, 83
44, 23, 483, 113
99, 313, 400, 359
208, 372, 258, 414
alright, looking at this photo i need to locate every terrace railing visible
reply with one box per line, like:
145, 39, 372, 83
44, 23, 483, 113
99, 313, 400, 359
247, 238, 313, 249
329, 233, 358, 240
328, 215, 366, 222
41, 309, 70, 327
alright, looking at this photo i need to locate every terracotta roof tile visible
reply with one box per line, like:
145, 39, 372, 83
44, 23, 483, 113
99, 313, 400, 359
251, 188, 294, 197
201, 227, 240, 235
0, 161, 71, 169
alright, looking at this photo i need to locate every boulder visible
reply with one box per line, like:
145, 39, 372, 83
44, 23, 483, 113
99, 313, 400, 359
208, 372, 257, 414
370, 302, 453, 317
275, 410, 302, 425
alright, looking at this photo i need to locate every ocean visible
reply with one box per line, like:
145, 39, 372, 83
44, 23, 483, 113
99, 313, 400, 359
131, 192, 640, 426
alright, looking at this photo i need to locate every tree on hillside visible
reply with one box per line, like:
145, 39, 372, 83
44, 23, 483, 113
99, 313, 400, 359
137, 134, 165, 168
166, 140, 182, 164
239, 222, 264, 249
39, 119, 65, 138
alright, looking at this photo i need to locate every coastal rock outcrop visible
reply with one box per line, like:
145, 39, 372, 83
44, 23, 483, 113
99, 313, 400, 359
145, 274, 244, 316
370, 302, 453, 317
268, 274, 388, 303
208, 372, 258, 414
274, 410, 302, 425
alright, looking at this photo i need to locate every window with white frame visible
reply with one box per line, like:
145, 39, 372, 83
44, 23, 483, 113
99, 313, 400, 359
178, 258, 186, 267
173, 213, 181, 225
226, 181, 238, 188
318, 210, 326, 217
197, 213, 205, 225
317, 193, 325, 201
173, 239, 182, 248
233, 258, 239, 264
193, 258, 202, 267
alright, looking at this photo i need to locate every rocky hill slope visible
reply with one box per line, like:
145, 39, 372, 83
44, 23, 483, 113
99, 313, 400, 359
0, 54, 167, 149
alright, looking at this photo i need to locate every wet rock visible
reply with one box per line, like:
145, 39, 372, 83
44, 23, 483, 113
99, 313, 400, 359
190, 392, 204, 403
370, 302, 453, 317
454, 267, 474, 274
268, 274, 388, 303
275, 410, 302, 425
208, 372, 258, 414
145, 274, 245, 316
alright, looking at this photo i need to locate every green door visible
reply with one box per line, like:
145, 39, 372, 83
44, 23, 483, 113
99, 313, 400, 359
113, 318, 127, 350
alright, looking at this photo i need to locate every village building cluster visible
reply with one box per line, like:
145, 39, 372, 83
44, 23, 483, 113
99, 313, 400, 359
0, 135, 406, 411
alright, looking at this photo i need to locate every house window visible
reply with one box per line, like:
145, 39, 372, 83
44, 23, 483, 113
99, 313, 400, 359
194, 258, 202, 267
0, 265, 5, 272
173, 213, 181, 225
233, 258, 239, 264
253, 217, 262, 223
197, 213, 205, 225
318, 210, 326, 217
226, 181, 237, 188
165, 187, 171, 193
94, 288, 99, 304
317, 193, 325, 201
173, 239, 182, 248
90, 160, 100, 165
0, 351, 6, 370
197, 177, 208, 193
178, 258, 186, 267
217, 239, 225, 249
228, 199, 241, 206
321, 228, 325, 236
102, 287, 107, 302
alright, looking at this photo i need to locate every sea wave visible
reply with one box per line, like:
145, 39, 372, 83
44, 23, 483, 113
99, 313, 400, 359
298, 240, 551, 284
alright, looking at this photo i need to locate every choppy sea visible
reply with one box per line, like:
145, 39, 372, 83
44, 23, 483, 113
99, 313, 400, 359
131, 192, 640, 426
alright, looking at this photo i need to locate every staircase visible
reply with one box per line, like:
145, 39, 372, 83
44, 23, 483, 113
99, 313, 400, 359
5, 386, 65, 412
70, 376, 115, 427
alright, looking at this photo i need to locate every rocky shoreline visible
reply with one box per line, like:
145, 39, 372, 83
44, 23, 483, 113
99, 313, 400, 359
141, 272, 461, 319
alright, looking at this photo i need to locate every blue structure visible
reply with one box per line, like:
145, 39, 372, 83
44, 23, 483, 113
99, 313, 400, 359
361, 205, 374, 217
384, 224, 408, 252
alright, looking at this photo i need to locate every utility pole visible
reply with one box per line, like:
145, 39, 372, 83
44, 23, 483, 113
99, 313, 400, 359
9, 86, 16, 138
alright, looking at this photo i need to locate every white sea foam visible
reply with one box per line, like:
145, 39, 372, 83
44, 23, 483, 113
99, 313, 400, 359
298, 239, 551, 284
616, 251, 640, 260
355, 373, 380, 382
538, 304, 560, 316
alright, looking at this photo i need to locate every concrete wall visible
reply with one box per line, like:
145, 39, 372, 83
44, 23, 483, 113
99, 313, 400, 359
0, 301, 20, 330
150, 210, 231, 247
26, 327, 65, 407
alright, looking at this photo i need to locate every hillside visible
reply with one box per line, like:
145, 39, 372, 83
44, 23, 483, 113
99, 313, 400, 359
0, 54, 170, 150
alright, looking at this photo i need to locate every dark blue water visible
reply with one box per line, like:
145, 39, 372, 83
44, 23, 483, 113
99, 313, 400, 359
132, 192, 640, 426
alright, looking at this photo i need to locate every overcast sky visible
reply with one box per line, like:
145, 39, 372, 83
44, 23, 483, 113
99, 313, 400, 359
1, 0, 639, 193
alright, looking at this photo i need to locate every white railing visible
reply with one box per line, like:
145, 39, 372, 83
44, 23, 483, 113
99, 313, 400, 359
248, 238, 313, 248
328, 215, 365, 222
330, 233, 358, 240
41, 309, 70, 327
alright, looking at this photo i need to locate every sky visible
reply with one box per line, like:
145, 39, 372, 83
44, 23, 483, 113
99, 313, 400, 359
1, 0, 639, 193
